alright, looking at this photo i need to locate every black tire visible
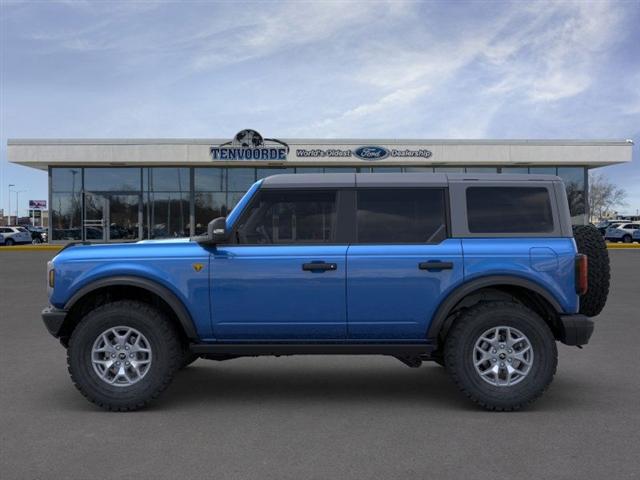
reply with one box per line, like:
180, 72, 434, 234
572, 224, 610, 317
622, 234, 632, 244
444, 302, 557, 411
67, 300, 183, 411
5, 238, 14, 246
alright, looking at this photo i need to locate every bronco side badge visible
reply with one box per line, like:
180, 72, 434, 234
192, 263, 204, 272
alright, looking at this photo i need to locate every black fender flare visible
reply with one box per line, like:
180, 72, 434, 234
64, 275, 198, 340
426, 275, 563, 342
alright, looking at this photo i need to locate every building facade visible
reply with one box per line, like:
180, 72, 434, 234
7, 132, 633, 243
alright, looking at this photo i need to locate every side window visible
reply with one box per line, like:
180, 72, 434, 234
356, 188, 447, 243
235, 190, 337, 244
466, 187, 554, 233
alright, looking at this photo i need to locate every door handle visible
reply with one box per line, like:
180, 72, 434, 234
302, 262, 337, 272
419, 261, 453, 271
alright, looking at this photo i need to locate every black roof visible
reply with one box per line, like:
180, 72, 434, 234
260, 172, 560, 188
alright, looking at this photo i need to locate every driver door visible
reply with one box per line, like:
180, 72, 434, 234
210, 189, 348, 340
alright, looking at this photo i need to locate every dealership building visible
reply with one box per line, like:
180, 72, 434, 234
7, 132, 633, 243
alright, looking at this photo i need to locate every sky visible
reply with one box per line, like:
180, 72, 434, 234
1, 0, 639, 216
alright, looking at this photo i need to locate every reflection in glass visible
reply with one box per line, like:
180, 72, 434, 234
51, 193, 81, 240
227, 168, 256, 191
194, 168, 225, 191
404, 167, 434, 173
322, 167, 357, 173
195, 192, 226, 235
145, 193, 189, 238
294, 167, 324, 174
465, 167, 498, 173
256, 168, 294, 180
145, 168, 189, 192
557, 167, 586, 223
434, 167, 464, 172
85, 168, 141, 191
370, 167, 402, 173
51, 168, 82, 193
108, 195, 140, 240
529, 167, 557, 175
500, 167, 529, 174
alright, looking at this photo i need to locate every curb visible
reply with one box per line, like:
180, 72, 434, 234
606, 243, 640, 249
0, 245, 63, 251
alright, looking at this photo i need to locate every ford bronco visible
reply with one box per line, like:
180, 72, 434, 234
42, 173, 610, 411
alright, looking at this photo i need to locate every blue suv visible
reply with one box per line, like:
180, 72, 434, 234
42, 173, 609, 411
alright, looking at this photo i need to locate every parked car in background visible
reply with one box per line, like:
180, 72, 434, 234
596, 220, 625, 236
21, 225, 48, 244
0, 226, 33, 246
0, 232, 4, 245
632, 228, 640, 243
605, 223, 640, 243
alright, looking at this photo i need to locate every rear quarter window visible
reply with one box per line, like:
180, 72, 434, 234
466, 186, 554, 234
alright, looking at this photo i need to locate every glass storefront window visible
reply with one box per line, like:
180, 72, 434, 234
500, 167, 529, 174
529, 167, 557, 175
256, 168, 295, 180
145, 192, 190, 239
51, 192, 81, 240
404, 167, 434, 172
144, 168, 189, 192
51, 168, 82, 193
85, 168, 141, 191
294, 167, 324, 174
194, 192, 226, 235
465, 167, 498, 173
434, 167, 464, 173
194, 168, 225, 191
228, 168, 257, 190
322, 167, 358, 173
370, 167, 402, 172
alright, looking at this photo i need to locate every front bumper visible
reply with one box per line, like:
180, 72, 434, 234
42, 306, 68, 338
558, 314, 594, 346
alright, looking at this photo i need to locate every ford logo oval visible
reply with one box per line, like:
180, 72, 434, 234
354, 146, 389, 160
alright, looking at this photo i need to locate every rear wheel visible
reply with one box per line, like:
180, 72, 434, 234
572, 224, 610, 316
444, 302, 557, 411
5, 238, 14, 246
622, 234, 632, 243
67, 300, 182, 411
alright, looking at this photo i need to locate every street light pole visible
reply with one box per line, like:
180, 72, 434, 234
8, 184, 15, 225
15, 190, 26, 224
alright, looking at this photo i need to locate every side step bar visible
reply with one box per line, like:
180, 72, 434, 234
190, 343, 436, 357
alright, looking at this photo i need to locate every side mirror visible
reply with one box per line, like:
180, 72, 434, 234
207, 217, 229, 244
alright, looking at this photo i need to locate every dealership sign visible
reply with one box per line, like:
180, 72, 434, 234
211, 130, 433, 162
211, 129, 289, 161
29, 200, 47, 209
296, 146, 432, 160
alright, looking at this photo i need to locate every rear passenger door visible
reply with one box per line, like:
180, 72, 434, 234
346, 188, 464, 340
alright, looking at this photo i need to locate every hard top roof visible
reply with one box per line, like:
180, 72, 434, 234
260, 172, 561, 188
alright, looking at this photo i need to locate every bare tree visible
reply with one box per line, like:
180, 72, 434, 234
588, 172, 627, 221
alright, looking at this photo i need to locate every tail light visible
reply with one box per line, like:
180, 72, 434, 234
575, 254, 588, 295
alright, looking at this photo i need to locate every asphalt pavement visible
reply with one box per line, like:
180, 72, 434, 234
1, 250, 639, 480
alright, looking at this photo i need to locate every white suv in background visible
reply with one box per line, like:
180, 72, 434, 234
605, 223, 640, 243
0, 226, 32, 246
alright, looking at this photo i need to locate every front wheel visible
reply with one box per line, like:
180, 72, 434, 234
67, 300, 183, 411
623, 235, 632, 243
444, 302, 557, 411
